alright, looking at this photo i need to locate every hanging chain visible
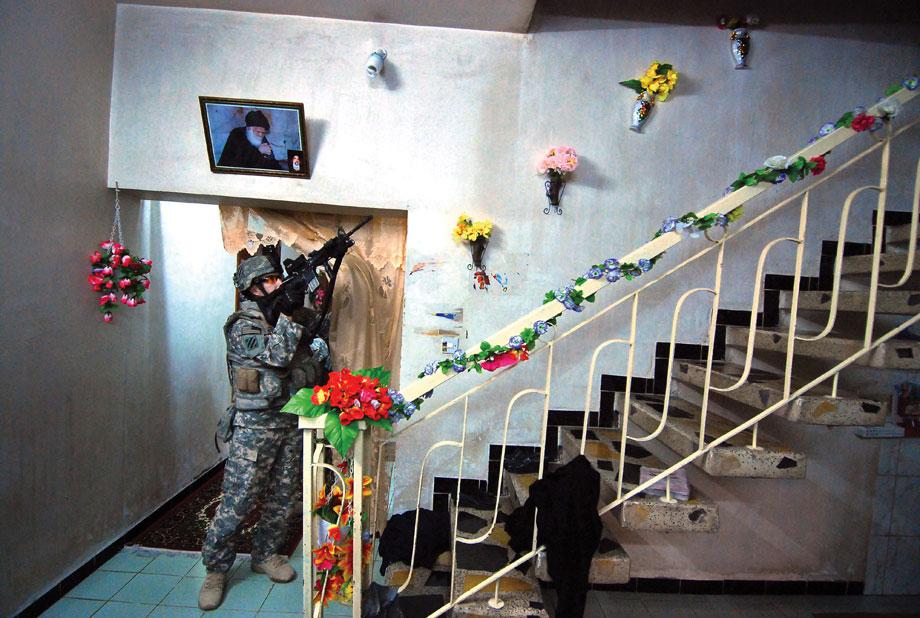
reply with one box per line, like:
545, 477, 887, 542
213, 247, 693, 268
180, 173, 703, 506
109, 182, 123, 244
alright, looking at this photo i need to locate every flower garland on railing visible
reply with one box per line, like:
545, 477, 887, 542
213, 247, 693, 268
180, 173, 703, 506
312, 461, 373, 606
405, 74, 917, 420
414, 207, 743, 382
726, 76, 917, 195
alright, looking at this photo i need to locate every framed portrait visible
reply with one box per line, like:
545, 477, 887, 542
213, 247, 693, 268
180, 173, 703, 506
199, 97, 310, 178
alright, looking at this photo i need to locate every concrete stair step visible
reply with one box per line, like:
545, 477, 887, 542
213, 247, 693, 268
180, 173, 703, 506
727, 326, 920, 370
501, 471, 630, 584
841, 251, 918, 276
559, 428, 719, 533
674, 361, 887, 426
628, 396, 806, 479
887, 223, 919, 246
452, 569, 548, 617
783, 289, 920, 315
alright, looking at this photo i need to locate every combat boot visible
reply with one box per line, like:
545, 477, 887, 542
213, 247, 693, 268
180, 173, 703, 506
198, 571, 227, 610
251, 554, 296, 583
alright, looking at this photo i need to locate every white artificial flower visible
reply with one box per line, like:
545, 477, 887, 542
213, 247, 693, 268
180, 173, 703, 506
878, 98, 902, 118
763, 155, 788, 170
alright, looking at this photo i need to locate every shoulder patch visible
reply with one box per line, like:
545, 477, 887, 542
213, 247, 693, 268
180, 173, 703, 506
240, 333, 267, 357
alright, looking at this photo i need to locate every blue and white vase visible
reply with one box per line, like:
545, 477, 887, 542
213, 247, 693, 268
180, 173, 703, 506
630, 94, 654, 132
730, 28, 750, 69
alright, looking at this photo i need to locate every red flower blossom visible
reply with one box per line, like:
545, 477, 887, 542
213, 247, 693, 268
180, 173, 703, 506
809, 155, 827, 176
312, 542, 338, 571
851, 113, 875, 132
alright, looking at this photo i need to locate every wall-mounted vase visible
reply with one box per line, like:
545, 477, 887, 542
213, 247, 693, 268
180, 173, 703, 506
730, 28, 750, 69
469, 236, 488, 269
544, 175, 565, 214
630, 94, 653, 133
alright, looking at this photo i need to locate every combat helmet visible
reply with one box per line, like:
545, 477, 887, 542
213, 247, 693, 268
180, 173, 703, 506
233, 255, 279, 292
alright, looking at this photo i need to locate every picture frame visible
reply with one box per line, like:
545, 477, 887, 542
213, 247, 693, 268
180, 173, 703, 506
199, 96, 310, 179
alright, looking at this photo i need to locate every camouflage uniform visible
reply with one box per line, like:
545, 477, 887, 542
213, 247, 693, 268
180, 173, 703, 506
201, 300, 305, 573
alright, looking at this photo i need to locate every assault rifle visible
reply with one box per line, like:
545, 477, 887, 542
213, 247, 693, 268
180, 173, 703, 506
280, 215, 373, 337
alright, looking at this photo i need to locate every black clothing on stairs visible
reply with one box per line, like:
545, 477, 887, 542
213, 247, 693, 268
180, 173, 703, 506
505, 455, 602, 618
378, 508, 451, 576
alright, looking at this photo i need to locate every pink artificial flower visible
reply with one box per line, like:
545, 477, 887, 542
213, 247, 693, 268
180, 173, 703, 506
103, 312, 113, 323
118, 278, 131, 289
90, 251, 102, 264
121, 294, 129, 304
142, 279, 151, 289
105, 280, 114, 289
102, 266, 113, 276
136, 298, 146, 305
141, 258, 152, 266
126, 297, 138, 307
100, 241, 113, 250
99, 295, 112, 306
121, 255, 133, 266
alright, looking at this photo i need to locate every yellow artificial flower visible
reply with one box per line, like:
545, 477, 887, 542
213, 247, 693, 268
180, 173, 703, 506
667, 70, 678, 85
640, 76, 652, 88
657, 90, 670, 102
648, 80, 660, 92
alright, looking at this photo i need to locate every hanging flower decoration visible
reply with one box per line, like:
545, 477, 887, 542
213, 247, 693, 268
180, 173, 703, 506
311, 461, 374, 607
88, 241, 152, 323
282, 367, 422, 456
730, 77, 914, 194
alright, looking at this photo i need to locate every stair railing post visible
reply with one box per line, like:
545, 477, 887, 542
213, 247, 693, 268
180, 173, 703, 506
449, 397, 469, 604
351, 427, 364, 617
782, 192, 808, 399
302, 427, 315, 618
698, 242, 726, 450
865, 126, 892, 346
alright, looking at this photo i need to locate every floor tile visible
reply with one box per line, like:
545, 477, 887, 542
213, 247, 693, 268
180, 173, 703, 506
187, 559, 208, 578
40, 597, 104, 617
113, 573, 182, 605
65, 570, 134, 600
161, 576, 205, 608
891, 476, 920, 536
149, 606, 204, 617
219, 578, 273, 611
883, 536, 920, 594
208, 609, 257, 617
871, 475, 895, 535
260, 582, 303, 613
324, 601, 354, 616
100, 549, 157, 573
896, 438, 920, 475
94, 600, 156, 616
258, 613, 300, 617
143, 554, 201, 577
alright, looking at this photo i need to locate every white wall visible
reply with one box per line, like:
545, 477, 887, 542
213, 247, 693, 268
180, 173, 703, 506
0, 3, 235, 612
105, 3, 920, 584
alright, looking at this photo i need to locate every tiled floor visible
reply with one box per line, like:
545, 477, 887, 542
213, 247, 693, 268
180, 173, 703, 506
544, 589, 920, 617
41, 547, 920, 617
41, 546, 354, 617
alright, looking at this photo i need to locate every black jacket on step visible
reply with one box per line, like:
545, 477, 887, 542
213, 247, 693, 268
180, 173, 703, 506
505, 455, 602, 618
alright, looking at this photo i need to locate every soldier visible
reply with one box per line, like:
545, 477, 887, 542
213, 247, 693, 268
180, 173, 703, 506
199, 254, 330, 611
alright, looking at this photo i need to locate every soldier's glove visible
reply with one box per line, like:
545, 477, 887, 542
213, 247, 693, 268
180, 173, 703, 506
290, 306, 317, 327
277, 285, 306, 316
310, 337, 329, 362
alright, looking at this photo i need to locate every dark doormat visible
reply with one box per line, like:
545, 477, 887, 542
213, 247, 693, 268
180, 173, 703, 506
130, 462, 302, 557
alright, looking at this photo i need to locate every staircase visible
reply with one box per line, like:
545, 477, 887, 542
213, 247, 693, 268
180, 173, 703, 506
299, 86, 920, 616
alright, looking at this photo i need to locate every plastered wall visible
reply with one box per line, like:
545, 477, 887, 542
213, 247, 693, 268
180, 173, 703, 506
0, 3, 235, 613
24, 0, 920, 597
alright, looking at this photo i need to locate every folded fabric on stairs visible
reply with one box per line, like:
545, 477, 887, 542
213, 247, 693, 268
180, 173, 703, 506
504, 455, 602, 618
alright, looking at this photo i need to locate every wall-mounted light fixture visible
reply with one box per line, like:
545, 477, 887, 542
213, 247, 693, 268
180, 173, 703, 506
366, 49, 387, 78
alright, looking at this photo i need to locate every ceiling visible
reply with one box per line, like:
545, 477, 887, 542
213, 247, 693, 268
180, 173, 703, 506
118, 0, 538, 33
